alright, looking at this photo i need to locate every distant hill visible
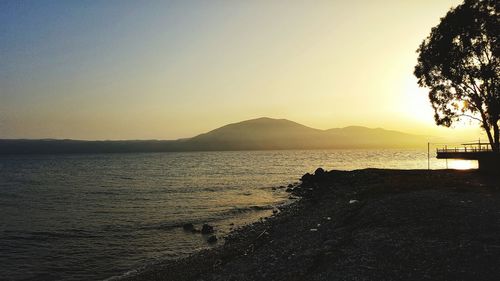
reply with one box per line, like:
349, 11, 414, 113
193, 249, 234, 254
181, 118, 325, 150
0, 117, 428, 154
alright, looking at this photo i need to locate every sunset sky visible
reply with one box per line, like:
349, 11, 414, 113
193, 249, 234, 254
1, 0, 483, 140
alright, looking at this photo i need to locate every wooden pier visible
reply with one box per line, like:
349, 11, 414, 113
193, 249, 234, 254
436, 142, 499, 172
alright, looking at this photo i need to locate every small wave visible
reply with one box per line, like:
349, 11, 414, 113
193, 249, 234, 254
102, 268, 140, 281
140, 205, 275, 231
140, 221, 194, 231
85, 191, 119, 195
203, 205, 275, 222
225, 205, 274, 214
3, 229, 99, 241
101, 251, 194, 281
200, 187, 219, 192
140, 218, 212, 230
149, 222, 190, 230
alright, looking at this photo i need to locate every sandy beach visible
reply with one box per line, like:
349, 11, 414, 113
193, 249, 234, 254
120, 168, 500, 281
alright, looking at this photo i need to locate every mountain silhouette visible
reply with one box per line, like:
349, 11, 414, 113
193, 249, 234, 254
0, 117, 427, 154
179, 118, 426, 150
182, 118, 324, 150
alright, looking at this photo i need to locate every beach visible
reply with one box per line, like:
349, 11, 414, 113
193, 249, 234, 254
121, 168, 500, 281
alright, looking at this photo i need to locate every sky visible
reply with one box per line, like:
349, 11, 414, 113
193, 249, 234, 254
0, 0, 483, 140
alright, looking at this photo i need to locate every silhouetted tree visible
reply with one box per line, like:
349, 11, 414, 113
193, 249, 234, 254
414, 0, 499, 151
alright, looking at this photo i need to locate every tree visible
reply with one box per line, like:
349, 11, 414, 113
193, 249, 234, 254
414, 0, 499, 151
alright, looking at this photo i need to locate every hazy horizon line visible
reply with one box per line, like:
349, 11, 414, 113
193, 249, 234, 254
0, 116, 424, 142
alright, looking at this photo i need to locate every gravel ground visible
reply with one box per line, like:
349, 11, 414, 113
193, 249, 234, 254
121, 169, 500, 281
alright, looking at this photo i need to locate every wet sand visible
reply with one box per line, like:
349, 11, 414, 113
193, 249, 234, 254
120, 169, 500, 281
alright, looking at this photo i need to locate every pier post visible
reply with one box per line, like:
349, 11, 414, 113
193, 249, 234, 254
427, 142, 430, 170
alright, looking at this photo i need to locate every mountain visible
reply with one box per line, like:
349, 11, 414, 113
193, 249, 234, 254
324, 126, 427, 148
178, 118, 427, 150
180, 118, 325, 150
0, 117, 428, 154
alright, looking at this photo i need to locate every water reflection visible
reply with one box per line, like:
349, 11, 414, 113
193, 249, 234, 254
446, 159, 478, 170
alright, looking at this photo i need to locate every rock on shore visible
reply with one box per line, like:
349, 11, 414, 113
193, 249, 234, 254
121, 169, 500, 281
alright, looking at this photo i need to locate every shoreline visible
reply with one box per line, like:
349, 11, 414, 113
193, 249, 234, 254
119, 168, 500, 281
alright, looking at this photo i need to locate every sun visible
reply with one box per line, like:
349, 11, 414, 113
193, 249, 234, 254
403, 76, 481, 131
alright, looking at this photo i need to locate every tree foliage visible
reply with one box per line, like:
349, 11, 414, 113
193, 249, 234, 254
414, 0, 499, 151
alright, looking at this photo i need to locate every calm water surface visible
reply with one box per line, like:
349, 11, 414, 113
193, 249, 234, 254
0, 149, 475, 281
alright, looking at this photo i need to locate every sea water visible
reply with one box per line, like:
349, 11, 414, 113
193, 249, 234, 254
0, 149, 476, 281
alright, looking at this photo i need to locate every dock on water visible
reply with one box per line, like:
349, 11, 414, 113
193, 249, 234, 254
436, 141, 500, 172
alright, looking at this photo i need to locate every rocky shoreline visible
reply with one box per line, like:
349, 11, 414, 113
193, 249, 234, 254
120, 168, 500, 281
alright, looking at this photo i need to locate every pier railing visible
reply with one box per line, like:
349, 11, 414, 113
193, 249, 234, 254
436, 147, 493, 153
436, 140, 493, 154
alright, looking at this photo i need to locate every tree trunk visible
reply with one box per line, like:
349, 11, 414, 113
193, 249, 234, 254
478, 108, 495, 151
482, 120, 495, 151
493, 122, 500, 152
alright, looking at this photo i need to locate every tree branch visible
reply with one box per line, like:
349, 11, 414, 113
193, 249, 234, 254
457, 114, 483, 122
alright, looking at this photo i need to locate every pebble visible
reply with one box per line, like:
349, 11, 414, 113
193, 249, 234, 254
201, 224, 215, 234
182, 223, 195, 231
207, 235, 218, 244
